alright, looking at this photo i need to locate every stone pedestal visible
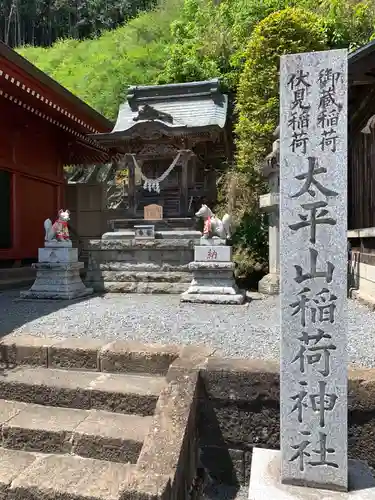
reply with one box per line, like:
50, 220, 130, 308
249, 448, 375, 499
20, 243, 93, 300
180, 238, 245, 304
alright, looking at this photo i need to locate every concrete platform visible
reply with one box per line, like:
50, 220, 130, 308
249, 448, 375, 499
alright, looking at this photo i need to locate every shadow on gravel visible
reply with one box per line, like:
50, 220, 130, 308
0, 288, 100, 338
201, 483, 244, 500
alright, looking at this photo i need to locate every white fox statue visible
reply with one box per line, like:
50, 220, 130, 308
44, 209, 71, 243
195, 204, 232, 240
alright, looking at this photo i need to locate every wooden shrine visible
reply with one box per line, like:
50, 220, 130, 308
88, 79, 232, 222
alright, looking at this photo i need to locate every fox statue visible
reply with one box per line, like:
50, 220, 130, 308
195, 204, 232, 240
44, 209, 71, 243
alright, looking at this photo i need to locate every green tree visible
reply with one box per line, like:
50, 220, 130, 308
227, 8, 329, 278
18, 0, 183, 119
159, 0, 290, 89
235, 8, 328, 176
0, 0, 159, 48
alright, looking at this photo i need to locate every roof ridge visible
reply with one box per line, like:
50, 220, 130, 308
127, 79, 221, 104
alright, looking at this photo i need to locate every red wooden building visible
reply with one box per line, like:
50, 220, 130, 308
0, 42, 112, 263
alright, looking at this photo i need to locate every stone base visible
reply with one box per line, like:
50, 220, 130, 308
85, 280, 188, 294
258, 273, 279, 295
86, 236, 200, 294
20, 287, 93, 300
102, 230, 202, 241
199, 236, 226, 246
20, 262, 93, 300
249, 448, 375, 499
180, 260, 245, 305
38, 247, 78, 263
180, 291, 245, 304
44, 240, 72, 248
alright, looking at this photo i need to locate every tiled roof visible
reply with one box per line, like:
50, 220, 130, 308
89, 79, 228, 143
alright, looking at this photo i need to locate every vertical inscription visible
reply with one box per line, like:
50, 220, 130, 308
280, 50, 348, 491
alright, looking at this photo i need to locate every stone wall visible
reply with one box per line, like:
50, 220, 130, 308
85, 236, 198, 294
198, 357, 375, 486
349, 250, 375, 307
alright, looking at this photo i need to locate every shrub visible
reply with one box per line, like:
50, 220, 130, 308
225, 8, 328, 280
235, 8, 328, 175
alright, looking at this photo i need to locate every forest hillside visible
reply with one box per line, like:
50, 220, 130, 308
17, 0, 375, 279
1, 0, 158, 47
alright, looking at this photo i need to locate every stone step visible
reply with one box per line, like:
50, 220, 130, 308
86, 281, 189, 294
0, 366, 165, 416
96, 262, 190, 272
102, 230, 201, 241
0, 446, 135, 500
0, 399, 151, 463
86, 270, 192, 283
0, 335, 179, 375
180, 292, 246, 305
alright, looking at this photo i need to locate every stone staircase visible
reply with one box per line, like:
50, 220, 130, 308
0, 335, 204, 500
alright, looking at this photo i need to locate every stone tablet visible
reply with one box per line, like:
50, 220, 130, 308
279, 49, 348, 491
194, 245, 232, 262
134, 225, 155, 239
144, 204, 163, 220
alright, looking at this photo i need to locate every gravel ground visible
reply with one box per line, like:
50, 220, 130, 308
1, 289, 375, 367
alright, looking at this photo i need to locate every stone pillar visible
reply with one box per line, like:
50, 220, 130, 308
180, 237, 245, 304
248, 48, 375, 500
20, 242, 93, 300
258, 129, 280, 295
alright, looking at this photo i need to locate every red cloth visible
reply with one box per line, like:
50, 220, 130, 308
53, 219, 69, 240
203, 216, 212, 235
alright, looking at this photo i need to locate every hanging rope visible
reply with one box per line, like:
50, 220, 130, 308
125, 150, 189, 194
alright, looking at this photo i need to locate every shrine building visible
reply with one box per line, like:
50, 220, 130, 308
88, 79, 232, 228
0, 41, 112, 264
